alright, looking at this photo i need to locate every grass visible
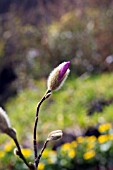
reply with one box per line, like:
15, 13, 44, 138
1, 73, 113, 144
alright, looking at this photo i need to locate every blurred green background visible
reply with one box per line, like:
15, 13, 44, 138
0, 0, 113, 169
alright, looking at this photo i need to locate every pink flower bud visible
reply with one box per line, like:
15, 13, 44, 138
47, 61, 70, 91
58, 61, 70, 81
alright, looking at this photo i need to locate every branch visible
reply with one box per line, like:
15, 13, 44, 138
13, 138, 35, 170
33, 90, 51, 167
36, 140, 48, 167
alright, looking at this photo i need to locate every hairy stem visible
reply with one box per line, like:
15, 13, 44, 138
33, 90, 51, 167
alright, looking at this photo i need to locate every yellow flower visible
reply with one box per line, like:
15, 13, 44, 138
61, 143, 71, 151
38, 162, 45, 170
68, 149, 76, 158
21, 148, 32, 158
4, 141, 14, 152
0, 151, 5, 158
109, 134, 113, 140
83, 150, 96, 160
87, 142, 95, 150
42, 149, 49, 158
86, 136, 96, 142
98, 123, 111, 133
71, 141, 77, 148
98, 135, 109, 144
77, 136, 84, 143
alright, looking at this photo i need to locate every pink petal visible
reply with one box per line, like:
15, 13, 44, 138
58, 61, 70, 81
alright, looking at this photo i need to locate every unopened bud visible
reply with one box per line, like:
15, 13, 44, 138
0, 107, 11, 133
47, 61, 70, 91
47, 130, 63, 141
28, 162, 36, 170
14, 148, 19, 156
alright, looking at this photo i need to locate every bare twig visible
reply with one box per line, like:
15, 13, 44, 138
33, 90, 51, 167
36, 140, 49, 167
13, 138, 35, 170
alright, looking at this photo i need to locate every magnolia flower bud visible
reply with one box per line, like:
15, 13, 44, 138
47, 61, 70, 91
0, 107, 11, 133
47, 130, 63, 141
0, 107, 17, 139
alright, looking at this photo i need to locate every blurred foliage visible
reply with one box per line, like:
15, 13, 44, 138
2, 73, 113, 143
0, 2, 113, 89
47, 7, 113, 75
1, 1, 113, 169
0, 139, 33, 170
1, 123, 113, 170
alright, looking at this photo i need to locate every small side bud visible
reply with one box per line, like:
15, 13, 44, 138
14, 148, 19, 156
28, 162, 36, 170
47, 61, 70, 91
47, 130, 63, 141
0, 107, 11, 133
